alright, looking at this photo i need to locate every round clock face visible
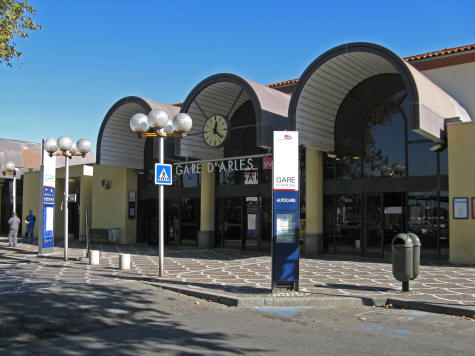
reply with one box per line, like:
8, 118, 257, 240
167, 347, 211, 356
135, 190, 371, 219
203, 114, 230, 147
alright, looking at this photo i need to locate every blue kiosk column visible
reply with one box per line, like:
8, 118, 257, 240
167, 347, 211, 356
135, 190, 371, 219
272, 131, 299, 291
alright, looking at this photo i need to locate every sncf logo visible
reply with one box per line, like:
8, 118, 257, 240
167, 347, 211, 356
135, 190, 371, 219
284, 135, 292, 140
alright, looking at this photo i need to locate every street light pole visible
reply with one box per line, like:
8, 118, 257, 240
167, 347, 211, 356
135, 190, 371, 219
64, 154, 69, 260
12, 172, 16, 214
158, 130, 165, 276
44, 137, 91, 261
130, 110, 192, 277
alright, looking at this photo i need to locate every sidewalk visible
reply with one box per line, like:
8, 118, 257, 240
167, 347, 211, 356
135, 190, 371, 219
1, 236, 474, 317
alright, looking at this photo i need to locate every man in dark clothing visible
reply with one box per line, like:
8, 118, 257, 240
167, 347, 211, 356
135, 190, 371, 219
8, 212, 21, 247
24, 209, 36, 243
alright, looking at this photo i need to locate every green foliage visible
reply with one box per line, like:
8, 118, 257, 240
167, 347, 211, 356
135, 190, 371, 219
0, 0, 41, 67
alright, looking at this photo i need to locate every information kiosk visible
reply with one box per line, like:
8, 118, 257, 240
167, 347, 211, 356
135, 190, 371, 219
272, 131, 299, 291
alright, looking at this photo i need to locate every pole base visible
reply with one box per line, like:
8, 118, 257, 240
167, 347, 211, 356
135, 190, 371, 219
402, 281, 409, 292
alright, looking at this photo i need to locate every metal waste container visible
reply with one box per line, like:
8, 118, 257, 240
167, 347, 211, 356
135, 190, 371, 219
108, 228, 121, 242
392, 233, 413, 292
407, 233, 421, 280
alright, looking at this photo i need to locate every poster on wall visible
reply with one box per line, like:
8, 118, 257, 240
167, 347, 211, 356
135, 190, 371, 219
246, 197, 258, 242
453, 197, 468, 219
38, 140, 56, 255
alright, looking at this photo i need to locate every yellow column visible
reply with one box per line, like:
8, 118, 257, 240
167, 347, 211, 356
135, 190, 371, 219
448, 122, 475, 264
198, 163, 215, 248
304, 147, 323, 255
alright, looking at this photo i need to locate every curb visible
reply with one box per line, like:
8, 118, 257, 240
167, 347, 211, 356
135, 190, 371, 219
387, 298, 475, 318
147, 281, 387, 308
148, 282, 475, 318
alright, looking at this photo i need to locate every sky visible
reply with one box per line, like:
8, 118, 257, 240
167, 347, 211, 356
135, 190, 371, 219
0, 0, 474, 151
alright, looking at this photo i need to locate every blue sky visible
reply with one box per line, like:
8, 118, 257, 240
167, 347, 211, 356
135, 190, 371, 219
0, 0, 473, 150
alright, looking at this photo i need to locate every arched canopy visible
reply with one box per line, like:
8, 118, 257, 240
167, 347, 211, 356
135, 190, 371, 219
178, 73, 290, 159
289, 42, 471, 151
97, 96, 179, 169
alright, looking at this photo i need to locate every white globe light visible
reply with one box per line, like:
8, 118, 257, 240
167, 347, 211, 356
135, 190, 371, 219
5, 161, 15, 172
44, 138, 58, 154
69, 142, 77, 154
57, 136, 73, 152
173, 113, 192, 133
148, 109, 169, 129
130, 113, 149, 133
164, 119, 174, 134
77, 139, 91, 154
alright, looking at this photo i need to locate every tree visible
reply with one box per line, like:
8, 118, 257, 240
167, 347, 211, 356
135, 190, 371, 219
0, 0, 41, 67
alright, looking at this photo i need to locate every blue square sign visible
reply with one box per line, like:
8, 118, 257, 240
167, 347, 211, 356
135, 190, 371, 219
155, 163, 172, 185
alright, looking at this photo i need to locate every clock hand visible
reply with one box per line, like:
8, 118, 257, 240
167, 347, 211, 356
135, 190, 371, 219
215, 131, 223, 138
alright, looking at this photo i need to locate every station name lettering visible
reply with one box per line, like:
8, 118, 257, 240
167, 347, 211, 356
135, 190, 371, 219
276, 177, 295, 183
175, 158, 254, 176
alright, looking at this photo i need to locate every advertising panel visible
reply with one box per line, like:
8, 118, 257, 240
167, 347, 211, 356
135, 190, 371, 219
272, 131, 299, 291
38, 141, 56, 255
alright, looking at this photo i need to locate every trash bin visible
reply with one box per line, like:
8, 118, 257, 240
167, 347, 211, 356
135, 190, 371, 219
407, 233, 421, 280
108, 228, 121, 242
392, 233, 414, 292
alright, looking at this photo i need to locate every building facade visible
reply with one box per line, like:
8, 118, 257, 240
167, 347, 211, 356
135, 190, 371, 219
23, 42, 475, 264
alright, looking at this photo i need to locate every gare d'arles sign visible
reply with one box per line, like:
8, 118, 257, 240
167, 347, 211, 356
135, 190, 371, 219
173, 154, 272, 176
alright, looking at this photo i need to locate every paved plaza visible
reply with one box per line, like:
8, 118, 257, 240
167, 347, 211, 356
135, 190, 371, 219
1, 236, 474, 314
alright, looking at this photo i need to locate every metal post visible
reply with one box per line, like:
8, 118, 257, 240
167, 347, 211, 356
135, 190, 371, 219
158, 133, 165, 277
64, 155, 69, 261
402, 281, 409, 292
12, 174, 16, 214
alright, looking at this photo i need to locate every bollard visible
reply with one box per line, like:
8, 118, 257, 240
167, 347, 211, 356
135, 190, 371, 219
119, 253, 130, 270
89, 250, 100, 265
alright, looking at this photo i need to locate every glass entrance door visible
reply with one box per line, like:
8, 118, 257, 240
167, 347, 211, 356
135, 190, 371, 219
336, 194, 361, 255
216, 197, 244, 248
364, 194, 383, 257
383, 192, 406, 256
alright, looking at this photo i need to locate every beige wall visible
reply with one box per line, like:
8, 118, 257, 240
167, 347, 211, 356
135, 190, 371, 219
305, 148, 323, 234
125, 168, 137, 243
422, 62, 475, 120
79, 175, 93, 240
54, 178, 65, 237
21, 171, 41, 236
91, 165, 137, 244
448, 121, 475, 264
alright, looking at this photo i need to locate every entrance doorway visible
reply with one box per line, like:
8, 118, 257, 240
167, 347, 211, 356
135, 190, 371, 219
216, 197, 244, 248
363, 192, 405, 257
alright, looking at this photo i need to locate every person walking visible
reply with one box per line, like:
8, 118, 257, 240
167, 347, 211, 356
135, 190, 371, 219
24, 209, 36, 243
8, 212, 21, 247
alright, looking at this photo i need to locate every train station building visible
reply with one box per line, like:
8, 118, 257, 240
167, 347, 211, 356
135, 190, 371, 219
18, 42, 475, 264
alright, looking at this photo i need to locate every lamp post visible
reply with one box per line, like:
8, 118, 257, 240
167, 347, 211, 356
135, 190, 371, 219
1, 161, 19, 214
130, 110, 192, 277
44, 137, 92, 261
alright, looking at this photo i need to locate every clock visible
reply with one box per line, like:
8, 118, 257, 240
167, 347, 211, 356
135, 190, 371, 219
203, 114, 231, 147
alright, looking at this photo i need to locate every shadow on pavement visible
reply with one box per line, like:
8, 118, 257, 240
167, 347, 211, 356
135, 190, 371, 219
317, 283, 394, 292
98, 273, 271, 295
0, 281, 269, 355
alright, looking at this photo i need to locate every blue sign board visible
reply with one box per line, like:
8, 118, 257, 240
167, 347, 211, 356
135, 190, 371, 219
41, 186, 55, 249
272, 131, 299, 291
155, 163, 172, 185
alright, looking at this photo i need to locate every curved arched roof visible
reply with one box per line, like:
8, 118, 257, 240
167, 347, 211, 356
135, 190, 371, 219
97, 96, 179, 169
178, 73, 290, 159
289, 42, 471, 151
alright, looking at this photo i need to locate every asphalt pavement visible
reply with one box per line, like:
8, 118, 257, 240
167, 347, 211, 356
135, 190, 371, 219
1, 237, 475, 355
1, 237, 475, 317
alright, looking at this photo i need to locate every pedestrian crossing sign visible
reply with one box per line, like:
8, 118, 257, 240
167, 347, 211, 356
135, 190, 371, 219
155, 163, 173, 185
